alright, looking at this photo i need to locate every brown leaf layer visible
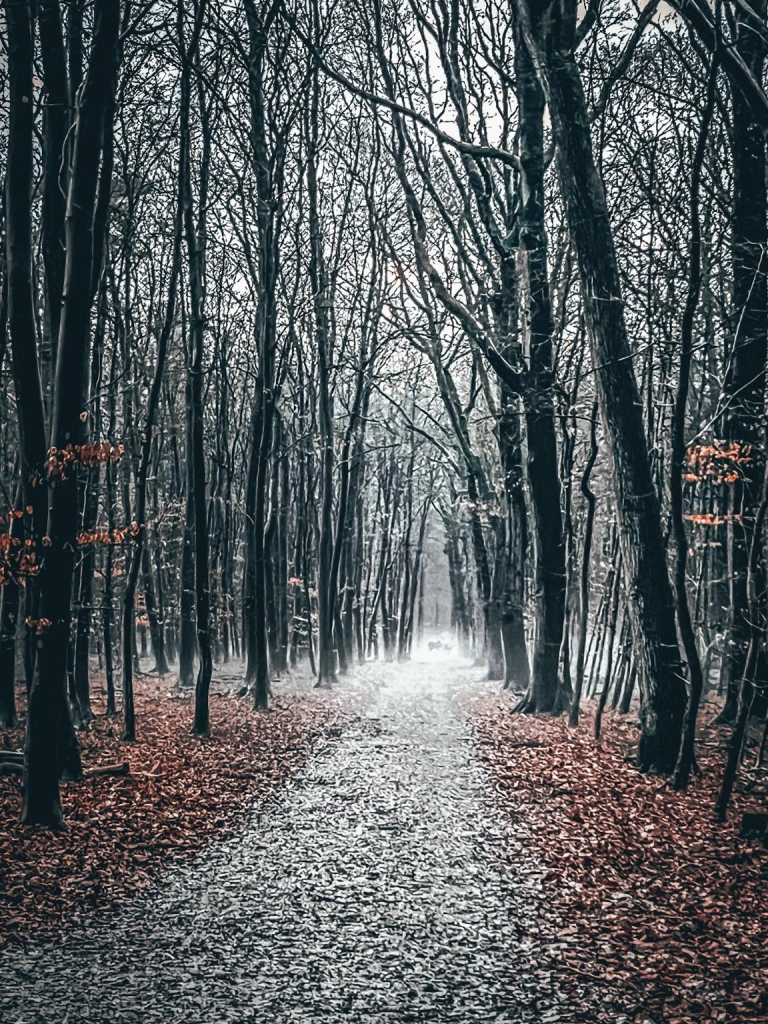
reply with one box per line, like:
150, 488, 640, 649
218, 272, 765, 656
0, 678, 363, 950
468, 695, 768, 1024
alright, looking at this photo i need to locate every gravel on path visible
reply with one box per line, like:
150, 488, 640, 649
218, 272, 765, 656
0, 659, 549, 1024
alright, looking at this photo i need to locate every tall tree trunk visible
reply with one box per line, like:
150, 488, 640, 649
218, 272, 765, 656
518, 0, 686, 772
142, 542, 170, 674
264, 433, 281, 670
307, 60, 337, 688
177, 0, 213, 736
671, 60, 717, 789
4, 0, 50, 701
273, 425, 290, 674
444, 519, 472, 653
242, 0, 283, 709
499, 381, 530, 692
73, 298, 107, 726
570, 402, 598, 726
404, 496, 430, 657
37, 0, 69, 404
329, 326, 369, 672
121, 5, 184, 740
720, 1, 768, 722
102, 346, 119, 715
397, 454, 416, 662
716, 450, 768, 819
24, 0, 120, 825
512, 18, 566, 713
178, 383, 197, 688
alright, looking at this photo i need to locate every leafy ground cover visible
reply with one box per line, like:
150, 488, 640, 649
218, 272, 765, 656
0, 666, 550, 1024
0, 676, 364, 951
468, 694, 768, 1024
3, 668, 767, 1024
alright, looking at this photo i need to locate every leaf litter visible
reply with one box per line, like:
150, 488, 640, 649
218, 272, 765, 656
467, 692, 768, 1024
0, 672, 364, 951
1, 663, 554, 1023
1, 663, 766, 1023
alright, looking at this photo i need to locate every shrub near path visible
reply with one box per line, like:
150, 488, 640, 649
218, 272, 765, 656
468, 694, 768, 1024
0, 676, 365, 950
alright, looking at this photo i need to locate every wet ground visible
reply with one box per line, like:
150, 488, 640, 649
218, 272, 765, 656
0, 659, 549, 1023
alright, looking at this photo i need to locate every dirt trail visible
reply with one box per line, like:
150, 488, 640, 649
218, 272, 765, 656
0, 659, 545, 1023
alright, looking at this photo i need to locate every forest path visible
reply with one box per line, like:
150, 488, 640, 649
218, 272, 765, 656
0, 659, 547, 1023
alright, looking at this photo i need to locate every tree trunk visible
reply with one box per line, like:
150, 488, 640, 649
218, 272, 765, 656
178, 392, 197, 688
519, 0, 686, 771
37, 0, 69, 405
142, 542, 170, 674
671, 61, 717, 789
178, 0, 213, 737
512, 19, 566, 713
570, 402, 598, 726
716, 451, 768, 820
24, 0, 120, 826
4, 0, 50, 709
307, 63, 337, 689
499, 380, 530, 692
720, 1, 768, 722
242, 0, 283, 710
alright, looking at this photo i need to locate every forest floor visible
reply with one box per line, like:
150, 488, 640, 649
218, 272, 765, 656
469, 692, 768, 1023
1, 657, 767, 1023
0, 666, 365, 950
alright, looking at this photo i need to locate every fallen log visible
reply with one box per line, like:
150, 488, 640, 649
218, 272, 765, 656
0, 750, 23, 763
0, 762, 23, 776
